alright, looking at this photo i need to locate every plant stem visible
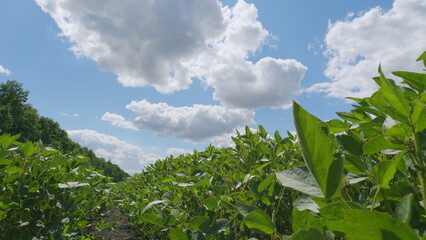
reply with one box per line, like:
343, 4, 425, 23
370, 186, 381, 211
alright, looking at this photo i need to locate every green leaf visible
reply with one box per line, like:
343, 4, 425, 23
258, 174, 275, 192
343, 209, 418, 240
326, 119, 348, 134
344, 154, 367, 174
258, 125, 267, 138
369, 90, 408, 123
373, 160, 397, 189
19, 142, 35, 157
204, 197, 218, 211
293, 195, 320, 213
319, 201, 362, 232
190, 216, 210, 232
290, 227, 326, 240
411, 98, 426, 132
274, 130, 282, 141
0, 159, 12, 166
395, 194, 412, 224
0, 134, 20, 150
337, 135, 363, 156
208, 219, 229, 235
276, 166, 324, 198
363, 135, 404, 155
416, 51, 426, 62
5, 166, 23, 175
243, 209, 275, 235
292, 208, 324, 233
169, 228, 188, 240
28, 181, 40, 193
141, 200, 168, 214
392, 71, 426, 93
373, 67, 410, 118
236, 204, 258, 217
336, 111, 361, 123
293, 101, 342, 199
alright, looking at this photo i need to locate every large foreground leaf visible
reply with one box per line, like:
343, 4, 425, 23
293, 101, 342, 199
343, 209, 418, 240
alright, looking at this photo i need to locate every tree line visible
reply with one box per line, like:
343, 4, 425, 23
0, 80, 129, 181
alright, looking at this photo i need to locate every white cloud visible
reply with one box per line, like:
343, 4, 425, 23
58, 112, 79, 118
36, 0, 307, 109
102, 99, 255, 143
66, 129, 160, 173
166, 148, 192, 156
309, 0, 426, 98
101, 112, 137, 130
0, 65, 11, 75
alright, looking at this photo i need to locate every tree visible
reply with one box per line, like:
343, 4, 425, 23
0, 80, 41, 141
0, 80, 129, 181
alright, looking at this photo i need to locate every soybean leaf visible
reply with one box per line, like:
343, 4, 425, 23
204, 197, 218, 211
336, 111, 361, 123
19, 142, 34, 158
319, 201, 362, 233
326, 119, 348, 134
169, 228, 188, 240
416, 51, 426, 62
395, 194, 412, 224
411, 98, 426, 132
5, 166, 23, 175
28, 181, 40, 193
369, 90, 408, 124
290, 227, 326, 240
190, 216, 210, 232
258, 174, 275, 192
343, 209, 418, 240
0, 134, 20, 150
276, 166, 324, 198
292, 208, 324, 233
141, 200, 168, 215
243, 209, 275, 235
373, 67, 410, 118
293, 195, 320, 213
344, 154, 367, 174
208, 219, 229, 236
0, 159, 12, 166
373, 161, 397, 189
363, 135, 404, 155
392, 71, 426, 93
236, 204, 258, 217
293, 101, 342, 199
337, 135, 363, 156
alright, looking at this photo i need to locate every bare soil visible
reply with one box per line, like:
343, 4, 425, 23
87, 208, 139, 240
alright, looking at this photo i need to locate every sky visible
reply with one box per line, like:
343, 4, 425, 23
0, 0, 425, 174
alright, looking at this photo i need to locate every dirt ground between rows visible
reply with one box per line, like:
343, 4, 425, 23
87, 208, 139, 240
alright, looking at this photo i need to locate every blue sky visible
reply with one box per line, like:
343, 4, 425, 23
1, 0, 424, 174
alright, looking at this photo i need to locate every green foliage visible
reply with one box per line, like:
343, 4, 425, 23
293, 101, 343, 199
2, 53, 424, 239
110, 52, 426, 239
0, 80, 129, 182
0, 134, 112, 239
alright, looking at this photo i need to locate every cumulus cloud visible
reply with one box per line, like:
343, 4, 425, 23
102, 99, 255, 143
101, 112, 137, 130
67, 129, 160, 173
36, 0, 306, 109
309, 0, 426, 98
0, 65, 11, 75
